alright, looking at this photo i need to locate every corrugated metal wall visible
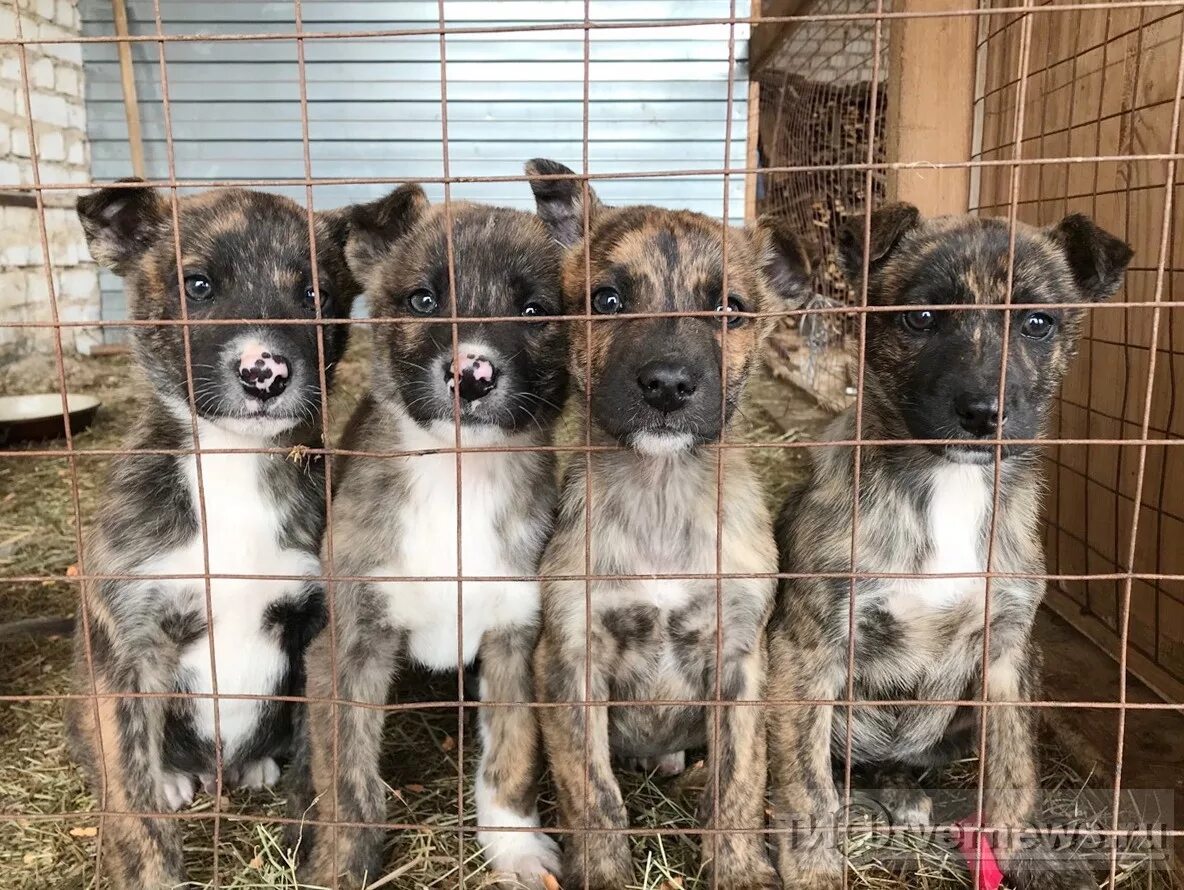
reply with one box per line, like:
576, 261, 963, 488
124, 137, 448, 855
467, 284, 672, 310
80, 1, 751, 328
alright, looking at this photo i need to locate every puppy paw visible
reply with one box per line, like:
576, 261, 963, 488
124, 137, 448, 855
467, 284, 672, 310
160, 771, 197, 811
236, 756, 281, 791
880, 786, 932, 828
1001, 848, 1098, 890
479, 828, 562, 889
624, 750, 686, 777
774, 841, 845, 890
562, 837, 633, 890
781, 879, 847, 890
712, 856, 780, 890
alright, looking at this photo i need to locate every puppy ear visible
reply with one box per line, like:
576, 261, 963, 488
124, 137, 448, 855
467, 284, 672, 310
344, 183, 429, 285
752, 214, 812, 306
836, 202, 921, 284
75, 178, 167, 274
311, 205, 362, 320
524, 158, 602, 248
1047, 214, 1133, 302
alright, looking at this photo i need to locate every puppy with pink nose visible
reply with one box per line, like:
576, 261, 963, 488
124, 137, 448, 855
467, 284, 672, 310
67, 183, 361, 889
292, 186, 571, 889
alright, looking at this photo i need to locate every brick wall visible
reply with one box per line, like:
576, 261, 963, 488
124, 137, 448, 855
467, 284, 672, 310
0, 0, 99, 358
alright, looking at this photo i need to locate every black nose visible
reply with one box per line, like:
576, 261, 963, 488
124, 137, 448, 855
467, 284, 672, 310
637, 360, 698, 413
954, 392, 1000, 436
447, 355, 497, 403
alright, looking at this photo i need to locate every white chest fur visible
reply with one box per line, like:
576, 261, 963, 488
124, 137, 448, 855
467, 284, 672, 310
884, 462, 991, 622
371, 423, 541, 670
136, 420, 318, 760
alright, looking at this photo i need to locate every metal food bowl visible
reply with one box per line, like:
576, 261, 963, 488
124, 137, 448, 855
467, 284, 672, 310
0, 393, 101, 446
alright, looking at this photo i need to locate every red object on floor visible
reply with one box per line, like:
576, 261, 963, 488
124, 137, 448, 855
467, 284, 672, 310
954, 819, 1005, 890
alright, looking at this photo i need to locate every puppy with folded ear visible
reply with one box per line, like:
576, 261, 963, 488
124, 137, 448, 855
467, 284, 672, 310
526, 158, 810, 890
292, 185, 569, 889
767, 204, 1132, 890
66, 181, 361, 889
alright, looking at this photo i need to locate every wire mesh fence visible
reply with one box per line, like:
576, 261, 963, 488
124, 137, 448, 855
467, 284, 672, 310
756, 0, 889, 411
0, 1, 1183, 888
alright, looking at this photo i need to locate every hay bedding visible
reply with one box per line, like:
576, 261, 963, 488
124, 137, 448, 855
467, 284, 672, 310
0, 342, 1172, 889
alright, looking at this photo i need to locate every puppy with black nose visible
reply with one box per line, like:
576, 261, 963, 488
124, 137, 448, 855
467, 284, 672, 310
66, 182, 360, 889
767, 204, 1132, 890
293, 185, 569, 889
526, 159, 810, 890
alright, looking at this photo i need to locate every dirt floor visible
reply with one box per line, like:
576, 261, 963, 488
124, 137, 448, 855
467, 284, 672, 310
0, 336, 1174, 889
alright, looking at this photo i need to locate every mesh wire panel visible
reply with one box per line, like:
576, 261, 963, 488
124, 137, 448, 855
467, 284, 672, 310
755, 0, 890, 411
1, 1, 1183, 888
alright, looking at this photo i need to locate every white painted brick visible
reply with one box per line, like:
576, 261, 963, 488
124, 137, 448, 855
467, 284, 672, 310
2, 0, 98, 358
1, 242, 34, 267
54, 240, 79, 266
65, 137, 84, 166
10, 127, 31, 157
65, 102, 85, 131
32, 56, 54, 90
0, 160, 22, 186
0, 273, 29, 314
59, 265, 96, 298
37, 129, 64, 161
24, 274, 50, 307
56, 1, 78, 31
36, 160, 67, 182
0, 55, 22, 83
54, 63, 77, 95
36, 32, 82, 67
29, 91, 67, 128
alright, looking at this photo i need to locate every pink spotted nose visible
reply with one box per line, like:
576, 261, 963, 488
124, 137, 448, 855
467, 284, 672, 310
239, 343, 289, 401
446, 353, 497, 403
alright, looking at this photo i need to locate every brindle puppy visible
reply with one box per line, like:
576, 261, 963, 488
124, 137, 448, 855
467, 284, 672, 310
526, 159, 810, 890
767, 204, 1132, 890
292, 185, 570, 889
67, 182, 360, 889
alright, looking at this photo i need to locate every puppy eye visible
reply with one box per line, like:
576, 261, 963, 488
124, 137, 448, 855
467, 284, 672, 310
1020, 310, 1056, 340
408, 289, 438, 316
304, 284, 331, 312
592, 287, 623, 315
183, 273, 213, 302
901, 309, 937, 333
521, 301, 547, 317
715, 294, 746, 328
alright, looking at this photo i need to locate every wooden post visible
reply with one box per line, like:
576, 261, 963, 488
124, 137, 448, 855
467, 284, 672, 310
744, 0, 762, 222
744, 78, 760, 222
884, 0, 978, 214
110, 0, 145, 179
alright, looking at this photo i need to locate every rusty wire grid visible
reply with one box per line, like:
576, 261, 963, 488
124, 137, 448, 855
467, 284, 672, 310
756, 0, 890, 411
1, 1, 1184, 889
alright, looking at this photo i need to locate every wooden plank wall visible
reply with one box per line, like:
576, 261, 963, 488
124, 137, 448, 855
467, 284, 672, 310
883, 0, 978, 213
975, 1, 1184, 701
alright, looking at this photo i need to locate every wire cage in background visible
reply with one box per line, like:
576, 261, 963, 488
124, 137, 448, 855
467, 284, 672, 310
1, 0, 1184, 888
754, 0, 890, 410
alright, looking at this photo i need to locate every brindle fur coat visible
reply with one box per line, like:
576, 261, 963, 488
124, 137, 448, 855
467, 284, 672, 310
66, 183, 360, 889
767, 204, 1133, 890
526, 159, 811, 890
